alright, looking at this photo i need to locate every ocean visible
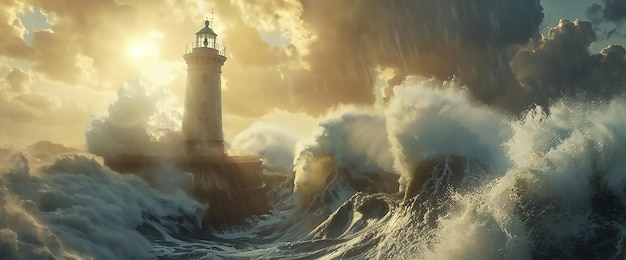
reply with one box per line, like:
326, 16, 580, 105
1, 78, 625, 259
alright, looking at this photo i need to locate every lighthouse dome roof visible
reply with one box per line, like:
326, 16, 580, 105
196, 20, 217, 36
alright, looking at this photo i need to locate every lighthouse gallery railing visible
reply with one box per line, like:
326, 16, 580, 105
185, 42, 226, 56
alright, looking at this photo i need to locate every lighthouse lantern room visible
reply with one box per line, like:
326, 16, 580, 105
196, 20, 217, 48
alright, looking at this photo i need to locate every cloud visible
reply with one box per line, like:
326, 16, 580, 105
3, 1, 546, 117
3, 0, 626, 148
603, 0, 626, 22
0, 68, 95, 146
0, 0, 208, 88
588, 0, 626, 23
510, 19, 626, 108
205, 0, 546, 116
0, 1, 208, 146
4, 0, 620, 121
293, 0, 543, 113
587, 0, 626, 39
4, 67, 29, 94
0, 0, 28, 58
0, 68, 59, 120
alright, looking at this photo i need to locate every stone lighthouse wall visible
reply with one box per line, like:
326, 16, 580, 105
182, 47, 227, 156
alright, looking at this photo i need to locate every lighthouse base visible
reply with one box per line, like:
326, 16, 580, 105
103, 155, 270, 228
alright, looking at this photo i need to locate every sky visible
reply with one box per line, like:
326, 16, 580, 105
0, 0, 625, 148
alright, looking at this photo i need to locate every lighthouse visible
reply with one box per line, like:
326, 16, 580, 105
182, 19, 227, 156
103, 18, 270, 228
179, 19, 269, 227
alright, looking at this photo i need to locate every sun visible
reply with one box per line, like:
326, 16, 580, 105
127, 31, 163, 60
130, 44, 147, 58
128, 41, 159, 59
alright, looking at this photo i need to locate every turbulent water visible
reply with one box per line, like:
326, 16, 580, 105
1, 79, 626, 259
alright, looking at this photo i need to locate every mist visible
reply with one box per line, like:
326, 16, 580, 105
86, 79, 184, 158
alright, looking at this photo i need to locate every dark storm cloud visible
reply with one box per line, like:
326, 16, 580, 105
588, 0, 626, 23
218, 0, 546, 115
587, 0, 626, 39
295, 1, 626, 115
510, 19, 626, 108
292, 0, 544, 113
603, 0, 626, 22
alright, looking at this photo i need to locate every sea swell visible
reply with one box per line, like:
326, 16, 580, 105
1, 78, 625, 259
0, 146, 204, 259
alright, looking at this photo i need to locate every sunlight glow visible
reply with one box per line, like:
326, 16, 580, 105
127, 30, 164, 60
128, 41, 159, 59
124, 30, 179, 86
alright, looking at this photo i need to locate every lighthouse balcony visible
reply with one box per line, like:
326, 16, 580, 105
186, 42, 226, 56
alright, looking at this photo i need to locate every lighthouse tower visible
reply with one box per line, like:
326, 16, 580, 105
182, 19, 227, 156
103, 18, 269, 227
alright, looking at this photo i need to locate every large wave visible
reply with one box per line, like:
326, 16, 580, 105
284, 81, 626, 259
86, 79, 184, 158
3, 78, 625, 259
0, 144, 204, 259
248, 77, 626, 259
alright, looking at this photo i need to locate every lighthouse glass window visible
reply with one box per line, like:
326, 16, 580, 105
197, 35, 216, 49
207, 37, 216, 49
